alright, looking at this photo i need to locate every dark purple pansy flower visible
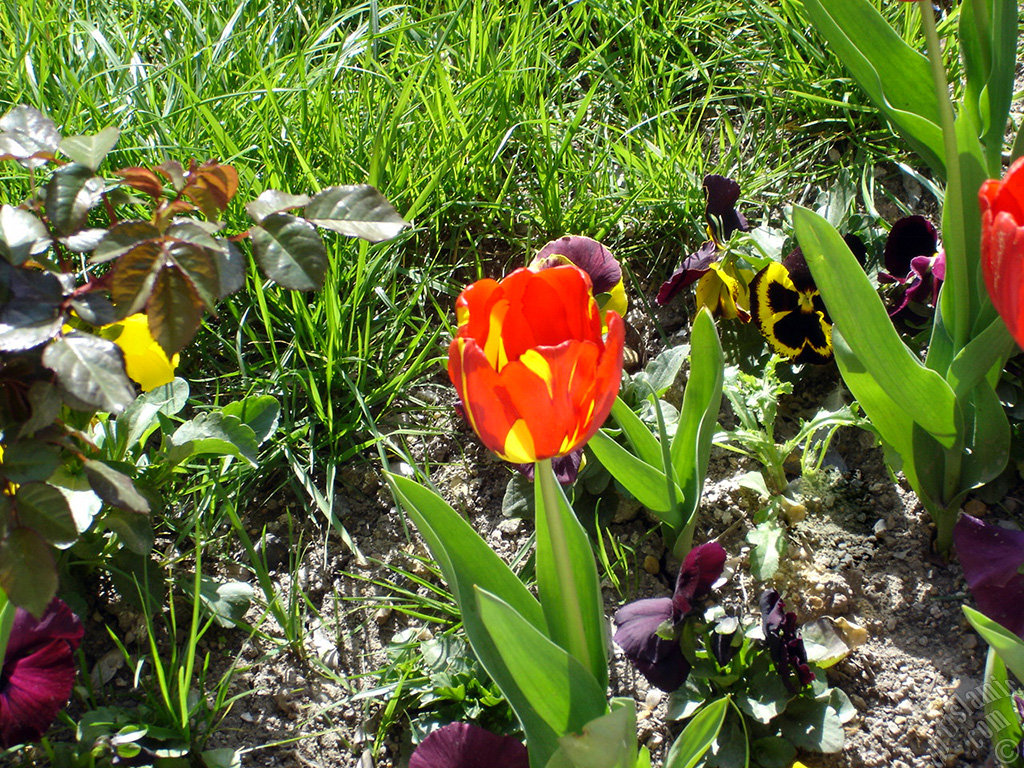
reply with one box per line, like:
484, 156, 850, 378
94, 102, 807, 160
1, 597, 83, 748
760, 590, 814, 693
657, 176, 749, 306
613, 542, 727, 691
954, 514, 1024, 638
512, 448, 584, 485
409, 722, 529, 768
532, 235, 621, 296
878, 216, 944, 316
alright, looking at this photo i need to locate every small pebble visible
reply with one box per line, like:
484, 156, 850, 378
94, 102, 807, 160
962, 635, 978, 650
643, 555, 660, 575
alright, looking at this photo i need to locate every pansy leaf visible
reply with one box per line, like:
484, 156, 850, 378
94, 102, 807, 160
83, 459, 151, 514
794, 206, 958, 447
670, 308, 724, 549
747, 518, 785, 581
663, 697, 728, 768
778, 696, 844, 753
0, 527, 57, 617
189, 575, 253, 629
250, 212, 327, 291
304, 184, 408, 242
120, 377, 189, 450
14, 482, 78, 547
58, 127, 120, 171
45, 163, 104, 236
221, 395, 280, 446
42, 333, 136, 414
0, 205, 50, 265
104, 509, 154, 555
169, 411, 259, 466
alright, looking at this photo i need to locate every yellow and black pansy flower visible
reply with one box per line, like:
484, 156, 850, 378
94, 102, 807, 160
750, 248, 833, 365
750, 237, 866, 365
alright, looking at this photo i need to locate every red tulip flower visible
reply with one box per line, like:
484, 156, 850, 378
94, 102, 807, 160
981, 157, 1024, 348
448, 265, 625, 464
1, 598, 83, 748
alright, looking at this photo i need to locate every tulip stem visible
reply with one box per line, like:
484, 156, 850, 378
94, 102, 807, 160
0, 588, 13, 667
536, 458, 591, 672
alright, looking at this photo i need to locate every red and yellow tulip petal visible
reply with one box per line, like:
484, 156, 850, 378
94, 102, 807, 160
449, 338, 521, 457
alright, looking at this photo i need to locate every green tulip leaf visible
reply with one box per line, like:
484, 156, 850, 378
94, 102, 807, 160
800, 0, 944, 175
963, 606, 1024, 684
795, 206, 958, 447
544, 699, 637, 768
663, 697, 728, 768
475, 587, 607, 768
670, 308, 724, 542
534, 462, 608, 689
588, 430, 680, 515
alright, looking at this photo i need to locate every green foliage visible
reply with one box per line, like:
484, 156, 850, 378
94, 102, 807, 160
667, 616, 853, 766
795, 0, 1020, 552
715, 357, 865, 579
589, 308, 725, 556
0, 105, 404, 613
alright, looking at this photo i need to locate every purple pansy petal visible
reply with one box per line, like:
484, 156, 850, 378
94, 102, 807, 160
512, 449, 583, 484
533, 236, 621, 296
703, 175, 748, 243
656, 241, 717, 306
932, 249, 945, 281
760, 589, 813, 693
410, 722, 529, 768
672, 542, 727, 618
954, 514, 1024, 638
884, 216, 938, 276
1, 598, 83, 748
612, 597, 690, 691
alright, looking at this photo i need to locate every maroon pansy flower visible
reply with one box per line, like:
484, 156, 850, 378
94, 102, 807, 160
954, 514, 1024, 638
657, 176, 749, 306
760, 590, 814, 693
1, 597, 83, 748
878, 216, 945, 316
613, 542, 727, 691
409, 722, 529, 768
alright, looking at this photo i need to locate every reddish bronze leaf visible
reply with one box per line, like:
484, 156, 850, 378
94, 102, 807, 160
114, 167, 165, 199
147, 266, 204, 356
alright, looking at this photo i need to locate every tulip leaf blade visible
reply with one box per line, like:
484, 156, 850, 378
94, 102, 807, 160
794, 206, 958, 447
544, 698, 638, 768
800, 0, 944, 175
534, 461, 608, 691
475, 587, 607, 768
980, 647, 1024, 768
670, 308, 724, 539
663, 696, 728, 768
588, 430, 682, 516
963, 606, 1024, 691
957, 380, 1010, 499
610, 397, 663, 469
